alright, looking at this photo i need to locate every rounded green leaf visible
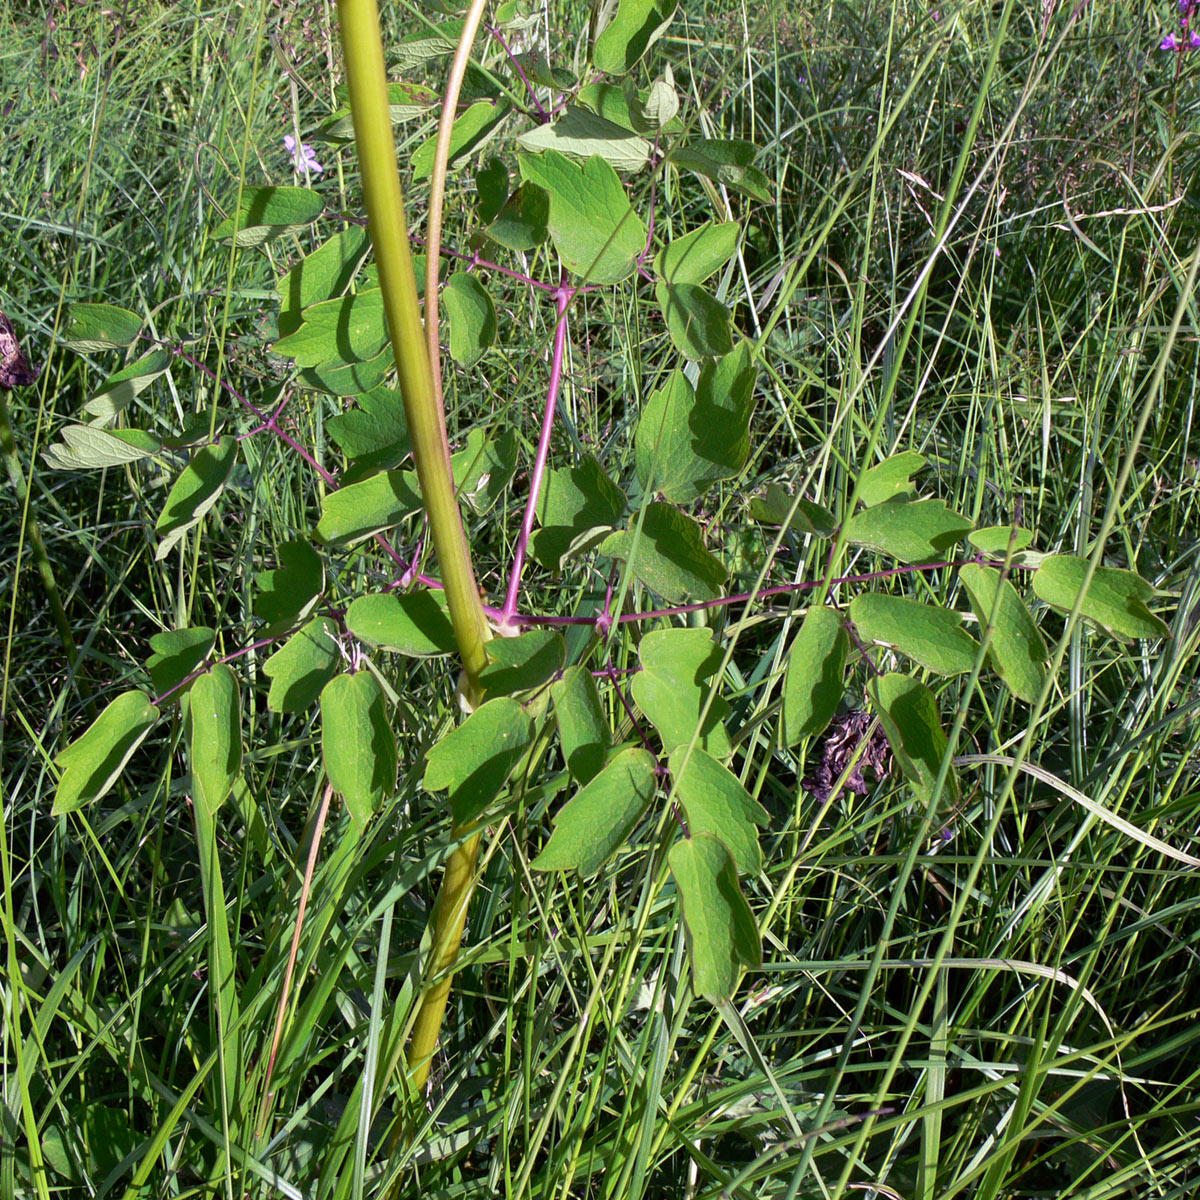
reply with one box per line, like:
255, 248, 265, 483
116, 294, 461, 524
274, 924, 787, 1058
443, 272, 497, 367
551, 665, 611, 785
155, 437, 238, 561
959, 564, 1047, 702
253, 540, 324, 630
264, 617, 340, 713
190, 665, 242, 816
655, 220, 740, 287
213, 185, 324, 248
669, 832, 760, 1003
631, 627, 732, 756
321, 672, 397, 828
593, 0, 676, 74
273, 289, 389, 368
849, 593, 980, 677
533, 747, 657, 875
968, 525, 1034, 555
276, 226, 370, 323
346, 591, 456, 657
146, 627, 215, 701
869, 672, 958, 806
783, 606, 848, 745
1031, 555, 1170, 642
856, 451, 927, 507
423, 698, 535, 825
655, 282, 734, 359
480, 629, 566, 697
53, 690, 159, 815
668, 747, 768, 873
411, 100, 508, 181
601, 503, 729, 602
315, 470, 423, 546
844, 498, 973, 564
63, 303, 143, 352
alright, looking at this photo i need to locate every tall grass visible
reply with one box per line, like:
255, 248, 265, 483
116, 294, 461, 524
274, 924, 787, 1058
3, 0, 1199, 1196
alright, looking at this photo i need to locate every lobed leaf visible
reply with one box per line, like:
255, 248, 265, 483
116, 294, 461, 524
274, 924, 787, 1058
601, 503, 728, 602
857, 451, 926, 507
253, 540, 324, 631
669, 746, 768, 873
551, 665, 611, 784
631, 627, 732, 756
146, 627, 215, 701
1031, 555, 1170, 642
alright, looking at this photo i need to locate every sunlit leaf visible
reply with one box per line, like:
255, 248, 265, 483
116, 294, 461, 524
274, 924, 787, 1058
551, 665, 611, 784
346, 591, 456, 657
63, 303, 143, 352
594, 0, 676, 74
480, 629, 566, 697
783, 606, 848, 745
155, 437, 238, 561
669, 746, 768, 873
517, 106, 652, 173
959, 564, 1047, 702
856, 451, 926, 507
190, 665, 241, 816
315, 470, 423, 545
849, 593, 980, 676
869, 672, 958, 806
264, 617, 340, 713
53, 690, 159, 815
631, 627, 732, 756
253, 540, 324, 631
844, 498, 973, 563
601, 503, 728, 602
1031, 555, 1170, 642
213, 185, 324, 248
655, 220, 740, 286
321, 672, 397, 827
443, 272, 497, 366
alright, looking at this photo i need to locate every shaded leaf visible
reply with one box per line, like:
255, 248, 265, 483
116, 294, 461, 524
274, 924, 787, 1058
155, 437, 238, 561
299, 351, 392, 397
532, 455, 626, 569
631, 627, 732, 756
869, 672, 958, 805
412, 100, 508, 181
480, 629, 566, 697
53, 691, 159, 815
276, 227, 370, 333
669, 832, 760, 1002
669, 746, 768, 873
655, 282, 733, 359
85, 349, 172, 421
315, 470, 423, 545
486, 182, 549, 252
748, 482, 836, 537
321, 672, 397, 827
849, 593, 980, 676
424, 697, 535, 825
264, 617, 340, 713
190, 665, 241, 816
655, 220, 740, 286
346, 591, 455, 657
844, 498, 973, 563
1031, 555, 1170, 642
253, 540, 324, 630
451, 426, 517, 514
146, 627, 215, 701
783, 606, 848, 745
666, 140, 772, 203
475, 157, 509, 222
326, 385, 410, 477
213, 186, 324, 248
443, 272, 497, 366
533, 747, 657, 874
968, 525, 1034, 555
551, 665, 611, 784
601, 503, 728, 602
959, 564, 1047, 703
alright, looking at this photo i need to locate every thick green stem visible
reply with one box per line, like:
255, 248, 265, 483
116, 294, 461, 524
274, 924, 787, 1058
336, 0, 490, 1098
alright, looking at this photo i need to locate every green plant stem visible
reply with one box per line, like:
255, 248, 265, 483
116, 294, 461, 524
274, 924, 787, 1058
0, 388, 93, 717
336, 0, 491, 1099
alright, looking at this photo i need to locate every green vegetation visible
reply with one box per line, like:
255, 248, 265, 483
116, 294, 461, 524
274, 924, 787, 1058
2, 1, 1199, 1197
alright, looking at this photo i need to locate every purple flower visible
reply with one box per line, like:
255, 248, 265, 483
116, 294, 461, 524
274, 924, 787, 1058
1162, 32, 1181, 49
284, 134, 323, 176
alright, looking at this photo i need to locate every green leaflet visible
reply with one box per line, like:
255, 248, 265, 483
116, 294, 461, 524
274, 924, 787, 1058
959, 564, 1047, 702
593, 0, 677, 74
669, 832, 760, 1003
423, 698, 535, 826
631, 627, 732, 756
856, 451, 926, 507
264, 617, 340, 713
532, 455, 626, 570
1031, 555, 1170, 642
53, 690, 160, 815
551, 665, 611, 784
346, 591, 456, 657
601, 503, 728, 602
321, 672, 397, 828
518, 150, 646, 284
517, 106, 652, 173
666, 139, 772, 203
276, 227, 370, 333
146, 627, 215, 701
844, 498, 974, 564
655, 282, 734, 359
86, 348, 172, 421
480, 629, 566, 697
155, 437, 238, 561
532, 747, 657, 875
783, 606, 848, 745
655, 220, 740, 286
63, 302, 143, 352
213, 185, 323, 248
668, 746, 768, 874
443, 272, 497, 366
253, 540, 324, 631
315, 470, 423, 545
190, 665, 241, 817
411, 100, 508, 181
273, 289, 389, 368
869, 672, 958, 806
43, 425, 162, 470
849, 593, 980, 677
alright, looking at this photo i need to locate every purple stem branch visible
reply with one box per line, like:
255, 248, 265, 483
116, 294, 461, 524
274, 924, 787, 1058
500, 282, 572, 625
484, 23, 549, 119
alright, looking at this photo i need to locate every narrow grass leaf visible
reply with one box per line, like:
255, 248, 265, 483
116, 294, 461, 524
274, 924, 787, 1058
533, 746, 657, 874
326, 385, 410, 476
532, 454, 626, 569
